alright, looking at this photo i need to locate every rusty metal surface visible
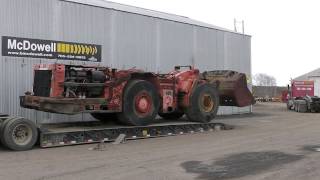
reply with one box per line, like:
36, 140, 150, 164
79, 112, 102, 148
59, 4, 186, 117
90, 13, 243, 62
20, 95, 118, 114
202, 70, 254, 107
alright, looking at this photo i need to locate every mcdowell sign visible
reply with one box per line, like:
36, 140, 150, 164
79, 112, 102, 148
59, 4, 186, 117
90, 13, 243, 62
1, 36, 101, 62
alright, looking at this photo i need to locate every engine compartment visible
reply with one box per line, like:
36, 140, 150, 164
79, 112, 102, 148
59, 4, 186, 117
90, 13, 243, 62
63, 66, 107, 98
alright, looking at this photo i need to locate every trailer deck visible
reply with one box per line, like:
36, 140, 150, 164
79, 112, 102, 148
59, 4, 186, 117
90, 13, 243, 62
39, 120, 231, 148
0, 115, 231, 149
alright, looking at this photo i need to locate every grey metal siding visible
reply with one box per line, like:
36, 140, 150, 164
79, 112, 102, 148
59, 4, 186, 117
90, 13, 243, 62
194, 27, 218, 71
113, 12, 157, 71
0, 0, 252, 123
158, 20, 194, 72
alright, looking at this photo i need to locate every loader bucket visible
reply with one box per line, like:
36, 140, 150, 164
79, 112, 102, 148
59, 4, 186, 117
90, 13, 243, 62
202, 70, 255, 107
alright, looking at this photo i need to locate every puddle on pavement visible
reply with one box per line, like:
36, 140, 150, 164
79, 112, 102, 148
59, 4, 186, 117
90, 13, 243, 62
302, 145, 320, 152
181, 151, 304, 180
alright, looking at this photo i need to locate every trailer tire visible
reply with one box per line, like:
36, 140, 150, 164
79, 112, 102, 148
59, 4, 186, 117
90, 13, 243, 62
158, 112, 184, 120
91, 113, 118, 123
286, 103, 291, 110
186, 84, 219, 123
0, 118, 13, 147
1, 118, 38, 151
118, 80, 160, 126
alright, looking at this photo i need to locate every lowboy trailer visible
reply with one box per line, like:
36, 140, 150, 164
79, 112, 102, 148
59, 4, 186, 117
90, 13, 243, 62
0, 64, 253, 151
0, 114, 231, 150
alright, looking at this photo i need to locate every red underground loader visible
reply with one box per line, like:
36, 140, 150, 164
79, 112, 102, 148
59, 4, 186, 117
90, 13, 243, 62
0, 64, 254, 151
20, 64, 254, 126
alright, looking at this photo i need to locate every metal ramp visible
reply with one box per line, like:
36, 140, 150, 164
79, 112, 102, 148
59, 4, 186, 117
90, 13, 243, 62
39, 121, 232, 148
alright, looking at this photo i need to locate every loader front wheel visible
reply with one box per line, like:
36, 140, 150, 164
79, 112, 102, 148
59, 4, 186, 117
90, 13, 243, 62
186, 84, 219, 123
1, 118, 38, 151
117, 80, 160, 126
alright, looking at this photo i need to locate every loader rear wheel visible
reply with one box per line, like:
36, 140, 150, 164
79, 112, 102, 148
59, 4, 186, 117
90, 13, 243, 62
91, 113, 118, 123
186, 84, 219, 123
158, 112, 184, 120
117, 80, 160, 126
1, 118, 38, 151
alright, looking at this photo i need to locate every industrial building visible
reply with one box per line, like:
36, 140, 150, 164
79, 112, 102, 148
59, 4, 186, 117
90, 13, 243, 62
295, 68, 320, 96
253, 86, 286, 99
0, 0, 252, 123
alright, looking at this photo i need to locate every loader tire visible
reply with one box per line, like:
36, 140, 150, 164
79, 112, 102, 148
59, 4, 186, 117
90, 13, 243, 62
117, 80, 160, 126
186, 84, 219, 123
1, 118, 38, 151
91, 113, 118, 123
158, 112, 184, 120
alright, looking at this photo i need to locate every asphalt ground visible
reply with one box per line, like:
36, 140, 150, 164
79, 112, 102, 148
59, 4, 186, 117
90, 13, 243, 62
1, 102, 320, 180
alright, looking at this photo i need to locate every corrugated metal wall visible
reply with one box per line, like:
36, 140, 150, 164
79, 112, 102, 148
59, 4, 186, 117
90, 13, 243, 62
0, 0, 252, 123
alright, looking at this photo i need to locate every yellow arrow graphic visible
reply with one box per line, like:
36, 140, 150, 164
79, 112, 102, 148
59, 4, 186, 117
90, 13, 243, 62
77, 45, 81, 54
85, 46, 90, 55
81, 45, 85, 54
65, 44, 70, 53
89, 46, 93, 55
57, 43, 62, 53
70, 44, 74, 54
74, 45, 78, 54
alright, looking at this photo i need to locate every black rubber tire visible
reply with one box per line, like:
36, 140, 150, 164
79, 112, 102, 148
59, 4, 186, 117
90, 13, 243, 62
117, 80, 160, 126
1, 118, 38, 151
0, 118, 14, 147
91, 113, 118, 123
158, 112, 184, 120
185, 84, 219, 123
286, 103, 291, 110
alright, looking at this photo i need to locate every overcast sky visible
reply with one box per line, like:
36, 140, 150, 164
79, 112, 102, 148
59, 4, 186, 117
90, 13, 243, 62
109, 0, 320, 86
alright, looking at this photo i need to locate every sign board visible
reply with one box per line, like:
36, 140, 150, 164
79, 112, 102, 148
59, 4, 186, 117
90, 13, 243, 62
291, 80, 314, 97
2, 36, 101, 62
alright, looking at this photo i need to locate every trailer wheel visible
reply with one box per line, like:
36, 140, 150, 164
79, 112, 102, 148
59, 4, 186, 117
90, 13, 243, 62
186, 84, 219, 123
158, 112, 184, 120
91, 113, 118, 123
118, 80, 160, 126
1, 118, 38, 151
0, 118, 14, 147
286, 103, 291, 110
